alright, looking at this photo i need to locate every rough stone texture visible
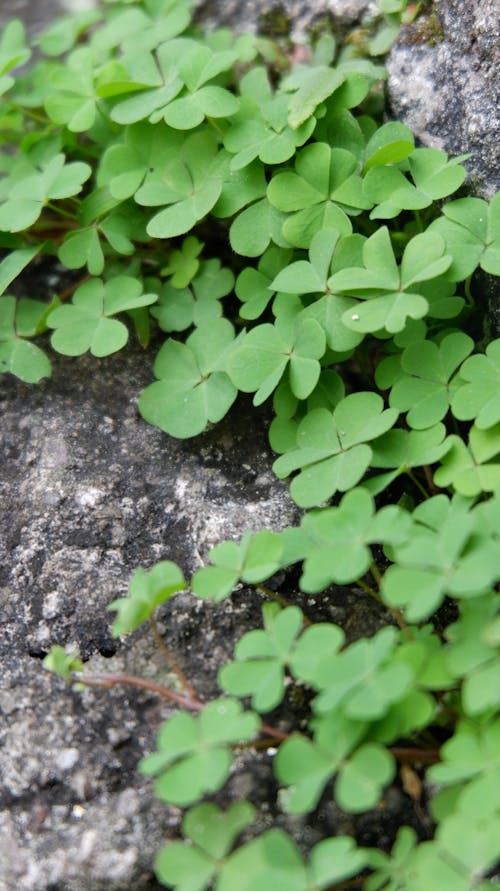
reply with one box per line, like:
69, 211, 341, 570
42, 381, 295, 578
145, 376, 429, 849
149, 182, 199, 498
387, 0, 500, 200
194, 0, 374, 36
0, 340, 302, 891
0, 0, 96, 34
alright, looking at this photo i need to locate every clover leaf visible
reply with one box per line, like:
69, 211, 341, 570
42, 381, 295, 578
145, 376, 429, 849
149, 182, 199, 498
223, 67, 315, 170
445, 595, 500, 716
219, 604, 303, 712
43, 645, 83, 681
328, 227, 451, 333
191, 530, 283, 602
276, 712, 395, 813
47, 275, 157, 357
312, 626, 413, 719
138, 318, 238, 438
0, 19, 31, 95
434, 425, 500, 496
281, 64, 345, 128
106, 41, 186, 125
428, 193, 500, 279
295, 487, 412, 590
0, 296, 52, 382
217, 830, 307, 891
134, 132, 228, 239
267, 143, 365, 248
365, 826, 418, 891
429, 720, 500, 791
451, 339, 500, 429
227, 315, 326, 405
229, 196, 290, 257
152, 259, 233, 332
273, 392, 398, 507
363, 121, 415, 172
98, 122, 184, 201
107, 560, 186, 636
161, 236, 203, 288
382, 494, 500, 620
366, 424, 450, 494
0, 152, 91, 231
364, 147, 468, 219
44, 47, 100, 132
155, 802, 255, 891
139, 698, 259, 807
160, 44, 240, 130
235, 246, 293, 320
379, 332, 474, 428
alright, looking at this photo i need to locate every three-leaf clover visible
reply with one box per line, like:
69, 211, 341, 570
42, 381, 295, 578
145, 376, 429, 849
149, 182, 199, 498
47, 276, 157, 356
0, 19, 31, 95
429, 193, 500, 279
328, 227, 452, 333
276, 711, 395, 813
0, 296, 52, 382
273, 392, 398, 507
155, 802, 255, 891
451, 338, 500, 429
227, 315, 326, 405
223, 67, 315, 170
107, 560, 186, 636
434, 424, 500, 496
382, 495, 500, 620
139, 698, 259, 806
191, 530, 283, 602
134, 132, 228, 239
377, 332, 474, 428
295, 487, 413, 590
138, 318, 238, 438
235, 246, 293, 320
267, 143, 365, 248
160, 43, 240, 129
0, 153, 91, 231
366, 424, 450, 494
152, 259, 234, 332
42, 645, 84, 681
364, 147, 468, 219
445, 595, 500, 716
219, 604, 303, 712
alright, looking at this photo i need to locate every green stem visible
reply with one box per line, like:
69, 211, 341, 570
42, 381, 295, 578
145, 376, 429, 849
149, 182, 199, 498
256, 584, 313, 626
45, 201, 78, 221
464, 274, 474, 306
414, 209, 424, 232
405, 468, 430, 500
6, 99, 51, 125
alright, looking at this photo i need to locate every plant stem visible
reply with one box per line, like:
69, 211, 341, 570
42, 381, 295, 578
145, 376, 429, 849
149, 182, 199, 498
406, 468, 430, 500
149, 614, 197, 700
45, 201, 78, 221
58, 274, 92, 302
389, 746, 440, 764
256, 584, 313, 625
72, 671, 288, 741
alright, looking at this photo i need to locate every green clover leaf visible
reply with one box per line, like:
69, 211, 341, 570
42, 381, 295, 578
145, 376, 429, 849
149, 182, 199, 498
379, 332, 474, 428
155, 802, 254, 891
138, 318, 238, 438
445, 595, 500, 716
366, 424, 450, 494
218, 604, 303, 712
451, 339, 500, 429
273, 392, 398, 508
47, 275, 157, 357
224, 68, 315, 171
328, 227, 451, 334
276, 712, 395, 813
428, 192, 500, 279
229, 196, 290, 257
134, 131, 228, 238
0, 152, 91, 231
42, 645, 83, 681
364, 147, 468, 219
382, 494, 500, 620
0, 19, 31, 95
235, 246, 293, 320
152, 259, 233, 332
296, 487, 412, 590
191, 530, 283, 602
138, 698, 259, 807
161, 236, 203, 288
365, 827, 418, 891
227, 315, 326, 405
311, 626, 413, 719
161, 44, 240, 129
434, 425, 500, 496
107, 560, 186, 636
267, 143, 365, 248
107, 40, 187, 125
428, 719, 500, 790
363, 121, 415, 172
281, 64, 345, 128
44, 47, 99, 132
0, 296, 52, 382
217, 830, 307, 891
98, 122, 184, 201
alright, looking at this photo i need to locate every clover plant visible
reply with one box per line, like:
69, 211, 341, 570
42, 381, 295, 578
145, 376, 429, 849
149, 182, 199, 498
2, 0, 497, 887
